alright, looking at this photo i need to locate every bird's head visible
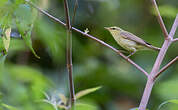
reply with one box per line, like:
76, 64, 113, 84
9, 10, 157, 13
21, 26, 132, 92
104, 26, 122, 36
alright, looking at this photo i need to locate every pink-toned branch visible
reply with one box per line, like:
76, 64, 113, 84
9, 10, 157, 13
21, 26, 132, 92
173, 38, 178, 42
151, 0, 169, 39
155, 56, 178, 79
169, 14, 178, 39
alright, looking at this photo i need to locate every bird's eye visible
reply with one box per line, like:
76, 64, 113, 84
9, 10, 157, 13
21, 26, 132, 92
112, 28, 116, 30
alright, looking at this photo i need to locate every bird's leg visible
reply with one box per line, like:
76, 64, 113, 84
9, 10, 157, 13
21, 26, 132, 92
127, 48, 136, 58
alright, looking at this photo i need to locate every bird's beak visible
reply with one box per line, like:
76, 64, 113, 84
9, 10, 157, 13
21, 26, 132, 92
104, 27, 110, 30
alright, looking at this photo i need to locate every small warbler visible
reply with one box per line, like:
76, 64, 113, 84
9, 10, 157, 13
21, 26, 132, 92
105, 26, 160, 57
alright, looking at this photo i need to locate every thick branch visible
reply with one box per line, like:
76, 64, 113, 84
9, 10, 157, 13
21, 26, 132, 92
155, 56, 178, 79
26, 1, 149, 77
151, 0, 169, 39
63, 0, 76, 106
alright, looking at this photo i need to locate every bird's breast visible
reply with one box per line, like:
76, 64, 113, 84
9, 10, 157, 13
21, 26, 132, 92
114, 36, 137, 52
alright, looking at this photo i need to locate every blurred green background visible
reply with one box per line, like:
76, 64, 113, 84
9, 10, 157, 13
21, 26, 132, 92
0, 0, 178, 110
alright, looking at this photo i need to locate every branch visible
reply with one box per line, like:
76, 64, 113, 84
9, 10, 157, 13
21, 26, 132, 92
26, 1, 149, 77
169, 14, 178, 38
63, 0, 76, 106
154, 56, 178, 79
71, 0, 78, 25
173, 38, 178, 42
151, 0, 169, 39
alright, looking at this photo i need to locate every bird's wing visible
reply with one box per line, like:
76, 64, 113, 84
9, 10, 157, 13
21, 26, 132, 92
120, 31, 150, 46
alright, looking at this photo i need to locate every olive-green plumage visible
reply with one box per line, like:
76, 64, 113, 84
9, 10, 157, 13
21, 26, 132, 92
105, 26, 160, 57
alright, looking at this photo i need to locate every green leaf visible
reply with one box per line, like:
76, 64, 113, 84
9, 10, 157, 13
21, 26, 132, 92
22, 29, 40, 59
2, 104, 18, 110
75, 103, 98, 110
15, 4, 40, 58
158, 99, 178, 110
76, 86, 102, 99
2, 28, 11, 53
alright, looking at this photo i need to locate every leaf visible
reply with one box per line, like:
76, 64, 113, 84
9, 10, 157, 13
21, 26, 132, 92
2, 28, 11, 53
22, 29, 40, 59
2, 104, 18, 110
15, 4, 40, 59
76, 86, 102, 99
75, 103, 98, 110
158, 99, 178, 110
42, 92, 68, 110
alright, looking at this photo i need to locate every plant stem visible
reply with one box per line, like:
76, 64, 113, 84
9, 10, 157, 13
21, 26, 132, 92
63, 0, 76, 107
71, 0, 78, 25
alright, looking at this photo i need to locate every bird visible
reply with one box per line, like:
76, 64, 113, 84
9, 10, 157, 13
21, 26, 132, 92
105, 26, 160, 57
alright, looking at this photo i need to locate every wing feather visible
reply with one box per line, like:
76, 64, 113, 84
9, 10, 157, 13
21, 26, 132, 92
120, 31, 149, 46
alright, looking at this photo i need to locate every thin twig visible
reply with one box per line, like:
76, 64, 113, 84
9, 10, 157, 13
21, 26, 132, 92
63, 0, 76, 107
151, 0, 169, 39
26, 1, 149, 77
173, 38, 178, 42
169, 14, 178, 39
154, 56, 178, 79
71, 0, 78, 25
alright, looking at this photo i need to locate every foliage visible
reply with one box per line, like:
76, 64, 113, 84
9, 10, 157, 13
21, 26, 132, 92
43, 86, 101, 110
0, 0, 39, 58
